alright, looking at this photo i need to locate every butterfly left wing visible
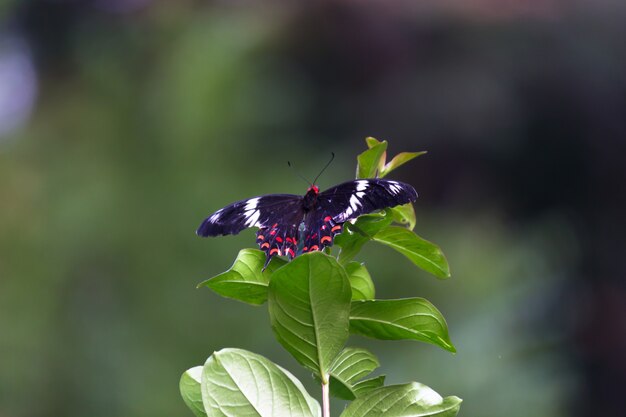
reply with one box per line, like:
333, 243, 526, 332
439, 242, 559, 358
197, 194, 301, 236
197, 194, 304, 268
301, 179, 418, 252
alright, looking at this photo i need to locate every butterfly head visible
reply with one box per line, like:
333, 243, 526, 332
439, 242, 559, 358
307, 185, 319, 195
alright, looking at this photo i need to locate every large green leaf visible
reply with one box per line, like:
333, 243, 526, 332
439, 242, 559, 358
180, 366, 207, 417
201, 348, 321, 417
268, 252, 352, 381
340, 383, 462, 417
350, 298, 456, 353
357, 140, 387, 179
335, 213, 450, 280
379, 151, 427, 178
198, 249, 287, 305
372, 227, 450, 278
345, 262, 375, 300
328, 347, 383, 400
335, 212, 393, 264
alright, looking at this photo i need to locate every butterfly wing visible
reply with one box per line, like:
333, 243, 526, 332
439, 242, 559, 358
197, 194, 301, 236
197, 179, 417, 265
320, 179, 417, 223
197, 194, 304, 268
301, 179, 417, 252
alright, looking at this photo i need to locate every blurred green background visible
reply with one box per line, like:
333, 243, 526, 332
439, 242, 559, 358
1, 1, 625, 416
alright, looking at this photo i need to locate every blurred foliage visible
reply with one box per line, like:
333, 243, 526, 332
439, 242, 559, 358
1, 1, 625, 417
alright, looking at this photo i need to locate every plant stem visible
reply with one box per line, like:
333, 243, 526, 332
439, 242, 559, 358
322, 377, 330, 417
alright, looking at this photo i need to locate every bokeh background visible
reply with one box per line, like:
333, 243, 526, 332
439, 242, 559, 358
1, 1, 625, 416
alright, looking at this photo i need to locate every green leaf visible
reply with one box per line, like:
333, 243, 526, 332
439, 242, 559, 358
389, 203, 416, 230
345, 262, 375, 300
336, 214, 449, 279
335, 212, 393, 264
349, 211, 394, 236
365, 137, 383, 148
353, 376, 386, 397
364, 137, 387, 174
372, 227, 450, 278
335, 231, 368, 265
268, 252, 352, 381
340, 383, 462, 417
201, 348, 321, 417
198, 249, 287, 305
350, 298, 456, 353
357, 140, 387, 179
379, 151, 427, 178
180, 366, 207, 417
328, 347, 382, 400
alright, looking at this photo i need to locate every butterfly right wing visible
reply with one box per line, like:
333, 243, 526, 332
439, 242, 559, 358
320, 179, 418, 223
300, 179, 417, 253
197, 194, 304, 268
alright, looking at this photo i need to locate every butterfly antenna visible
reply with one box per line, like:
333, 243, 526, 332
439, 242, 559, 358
287, 161, 312, 186
312, 152, 335, 185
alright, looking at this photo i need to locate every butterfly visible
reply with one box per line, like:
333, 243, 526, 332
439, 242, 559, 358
197, 179, 418, 269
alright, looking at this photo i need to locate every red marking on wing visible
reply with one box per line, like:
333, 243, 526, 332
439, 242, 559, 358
286, 248, 295, 257
270, 248, 280, 256
324, 216, 332, 222
257, 235, 265, 240
270, 230, 276, 235
261, 242, 270, 249
309, 245, 319, 251
331, 225, 342, 233
275, 236, 283, 243
321, 236, 332, 244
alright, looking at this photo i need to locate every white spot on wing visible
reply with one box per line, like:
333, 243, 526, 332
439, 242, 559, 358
349, 194, 361, 211
356, 180, 368, 192
245, 210, 260, 227
245, 197, 260, 211
208, 208, 222, 223
387, 181, 402, 194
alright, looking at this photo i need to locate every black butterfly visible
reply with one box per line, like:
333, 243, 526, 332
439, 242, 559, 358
197, 179, 417, 268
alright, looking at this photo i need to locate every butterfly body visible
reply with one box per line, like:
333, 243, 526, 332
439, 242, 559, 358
302, 185, 319, 212
197, 179, 417, 268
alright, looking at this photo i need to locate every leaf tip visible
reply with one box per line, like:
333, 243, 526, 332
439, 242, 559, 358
439, 271, 452, 279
